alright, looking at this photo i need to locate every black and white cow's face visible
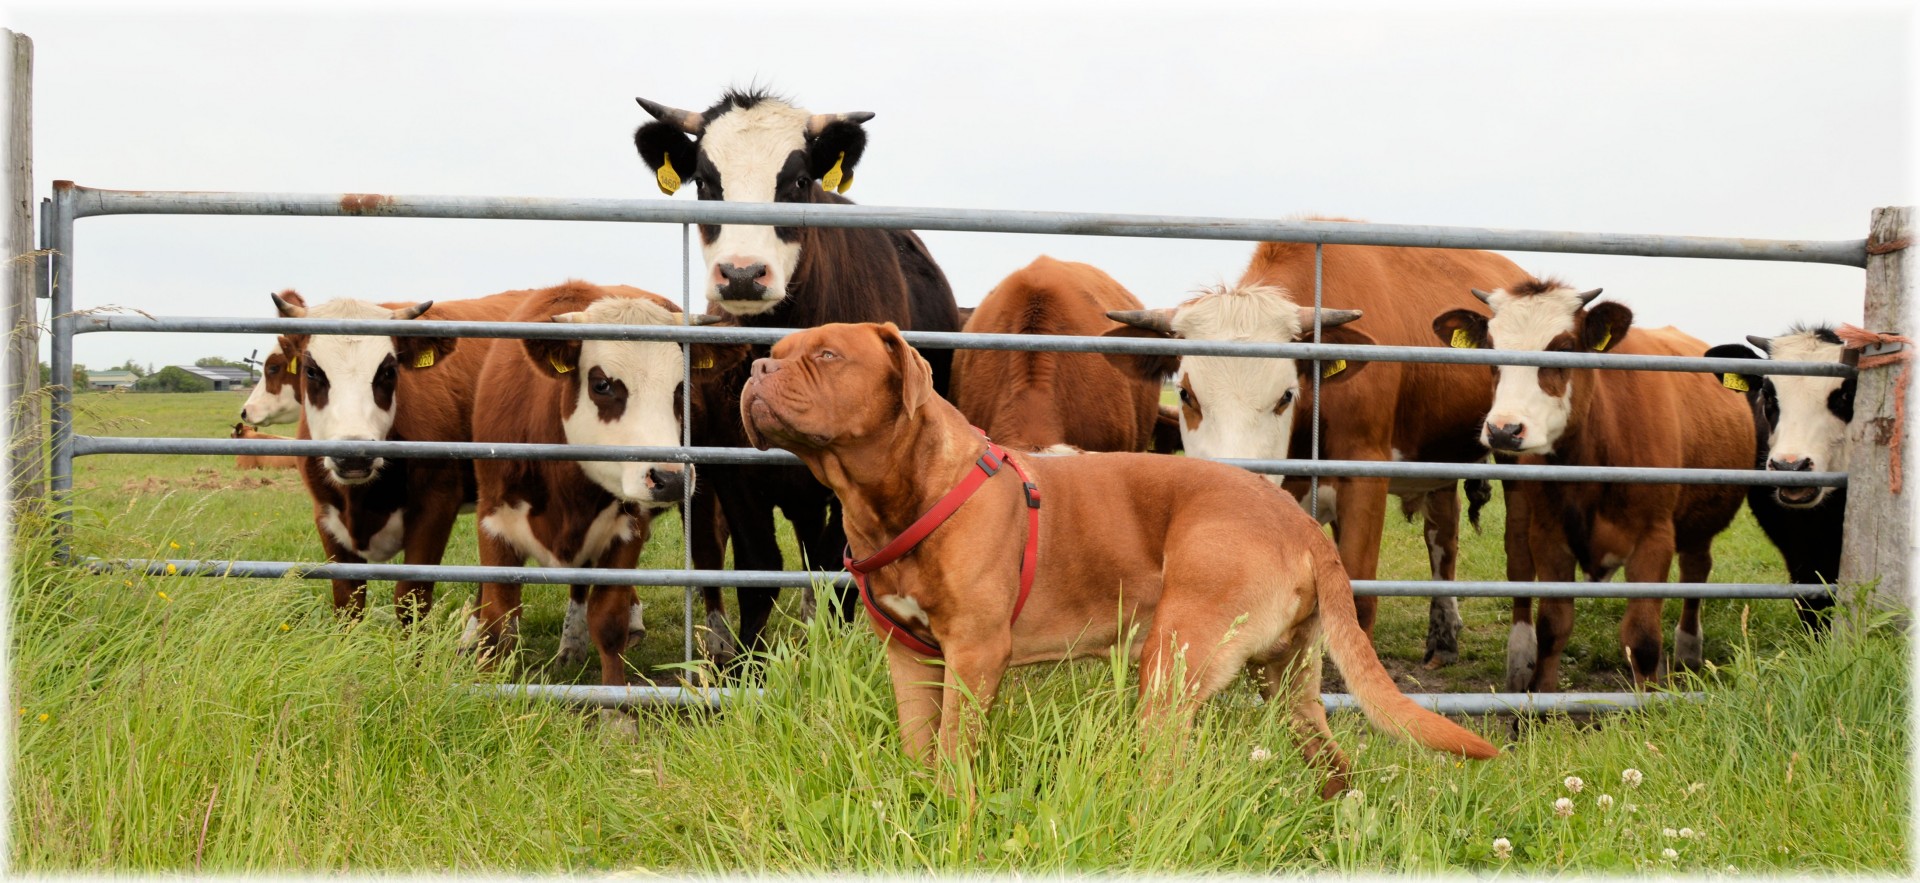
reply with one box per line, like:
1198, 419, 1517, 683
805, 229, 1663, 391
633, 90, 872, 316
276, 294, 448, 486
1104, 285, 1369, 482
523, 296, 704, 507
1707, 327, 1854, 508
1432, 280, 1623, 456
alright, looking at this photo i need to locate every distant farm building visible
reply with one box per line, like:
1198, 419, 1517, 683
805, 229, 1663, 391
87, 369, 139, 391
176, 365, 255, 391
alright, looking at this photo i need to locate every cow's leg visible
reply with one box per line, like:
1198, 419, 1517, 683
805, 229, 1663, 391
1621, 527, 1678, 689
794, 500, 855, 623
472, 527, 526, 668
1331, 476, 1391, 638
1788, 556, 1837, 633
1673, 544, 1712, 674
585, 584, 642, 688
1526, 513, 1578, 693
1417, 485, 1465, 670
1254, 623, 1350, 799
1503, 480, 1540, 691
720, 485, 782, 661
784, 501, 830, 623
315, 527, 368, 619
556, 585, 592, 667
393, 496, 459, 628
686, 485, 736, 668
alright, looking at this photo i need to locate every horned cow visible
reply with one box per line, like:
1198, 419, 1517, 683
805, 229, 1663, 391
1705, 326, 1854, 631
1434, 280, 1753, 690
633, 88, 962, 666
240, 290, 306, 426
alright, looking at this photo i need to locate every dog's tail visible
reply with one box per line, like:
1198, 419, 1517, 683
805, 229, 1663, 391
1314, 545, 1499, 760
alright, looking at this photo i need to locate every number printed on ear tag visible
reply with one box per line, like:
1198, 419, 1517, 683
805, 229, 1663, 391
1450, 328, 1476, 349
1722, 373, 1749, 392
413, 348, 435, 369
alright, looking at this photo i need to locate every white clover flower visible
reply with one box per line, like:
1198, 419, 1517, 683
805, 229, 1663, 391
1624, 803, 1638, 814
1564, 775, 1585, 793
1492, 837, 1513, 860
1663, 848, 1679, 861
1622, 768, 1644, 788
1680, 827, 1696, 840
1597, 794, 1615, 810
1250, 746, 1273, 763
1664, 828, 1678, 838
1345, 789, 1366, 805
1553, 797, 1574, 818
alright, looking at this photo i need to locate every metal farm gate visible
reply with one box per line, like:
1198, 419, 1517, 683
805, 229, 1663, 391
37, 182, 1909, 715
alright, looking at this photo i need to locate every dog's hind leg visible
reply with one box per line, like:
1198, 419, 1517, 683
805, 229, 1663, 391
1257, 627, 1351, 799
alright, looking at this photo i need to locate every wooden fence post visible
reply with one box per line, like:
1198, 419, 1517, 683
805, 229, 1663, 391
1839, 205, 1914, 631
3, 29, 38, 505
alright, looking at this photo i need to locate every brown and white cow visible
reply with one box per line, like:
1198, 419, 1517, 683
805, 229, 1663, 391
1432, 279, 1752, 690
1107, 236, 1530, 668
634, 88, 962, 664
230, 422, 300, 470
467, 282, 716, 688
240, 290, 306, 426
277, 287, 528, 622
952, 257, 1167, 453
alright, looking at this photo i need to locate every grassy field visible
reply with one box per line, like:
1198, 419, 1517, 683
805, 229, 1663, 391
8, 389, 1910, 872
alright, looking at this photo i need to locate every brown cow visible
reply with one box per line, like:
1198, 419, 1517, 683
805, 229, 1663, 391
1432, 279, 1752, 690
467, 282, 717, 688
740, 322, 1497, 798
277, 287, 530, 623
230, 422, 300, 470
952, 257, 1163, 452
1107, 233, 1531, 667
240, 291, 306, 426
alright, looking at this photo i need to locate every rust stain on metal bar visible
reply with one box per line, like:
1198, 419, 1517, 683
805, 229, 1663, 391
338, 193, 395, 215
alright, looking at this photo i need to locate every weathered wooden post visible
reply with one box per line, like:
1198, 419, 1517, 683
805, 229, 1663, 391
1839, 206, 1914, 631
3, 29, 38, 505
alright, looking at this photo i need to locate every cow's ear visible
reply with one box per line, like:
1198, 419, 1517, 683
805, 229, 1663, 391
1704, 343, 1765, 400
1432, 309, 1489, 349
1582, 302, 1633, 353
955, 306, 976, 329
392, 334, 457, 370
1151, 404, 1183, 455
807, 120, 868, 194
1295, 324, 1373, 385
524, 332, 583, 378
1100, 325, 1180, 383
635, 123, 699, 196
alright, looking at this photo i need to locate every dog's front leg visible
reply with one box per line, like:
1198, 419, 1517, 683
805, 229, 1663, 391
885, 643, 945, 765
936, 633, 1012, 764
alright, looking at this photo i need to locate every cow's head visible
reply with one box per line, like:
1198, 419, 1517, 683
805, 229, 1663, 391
1704, 326, 1855, 508
1431, 278, 1622, 456
633, 89, 873, 316
240, 336, 303, 427
1104, 285, 1370, 478
523, 294, 722, 507
276, 293, 453, 485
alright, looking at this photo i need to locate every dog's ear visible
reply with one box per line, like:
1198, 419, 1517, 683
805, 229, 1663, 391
875, 322, 933, 414
1295, 323, 1374, 386
740, 383, 768, 451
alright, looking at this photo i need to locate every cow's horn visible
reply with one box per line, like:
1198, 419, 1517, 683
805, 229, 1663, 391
636, 97, 706, 135
687, 314, 725, 326
271, 291, 306, 318
551, 312, 586, 324
1299, 307, 1364, 328
1107, 308, 1177, 335
1470, 288, 1495, 304
1746, 335, 1774, 353
806, 111, 875, 136
1575, 287, 1604, 305
391, 301, 433, 321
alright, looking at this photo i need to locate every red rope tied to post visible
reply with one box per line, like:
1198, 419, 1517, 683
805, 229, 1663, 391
1835, 323, 1911, 494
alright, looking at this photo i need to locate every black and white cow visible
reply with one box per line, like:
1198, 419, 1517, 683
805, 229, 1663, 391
1705, 325, 1854, 631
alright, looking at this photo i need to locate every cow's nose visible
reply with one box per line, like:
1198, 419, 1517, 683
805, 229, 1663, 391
751, 358, 780, 378
332, 456, 374, 475
645, 466, 687, 500
714, 261, 769, 300
1768, 455, 1813, 472
1484, 422, 1525, 451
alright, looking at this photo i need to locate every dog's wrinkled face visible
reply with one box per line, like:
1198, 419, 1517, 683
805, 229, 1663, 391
741, 322, 931, 453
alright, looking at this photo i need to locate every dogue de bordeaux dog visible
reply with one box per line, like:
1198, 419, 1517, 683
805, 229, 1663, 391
740, 322, 1498, 797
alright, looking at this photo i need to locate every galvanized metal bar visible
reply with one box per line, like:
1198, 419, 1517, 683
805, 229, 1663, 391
75, 314, 1856, 377
64, 185, 1868, 267
90, 557, 1830, 599
71, 435, 1848, 488
1310, 243, 1322, 521
476, 683, 1697, 715
680, 221, 694, 665
45, 182, 74, 554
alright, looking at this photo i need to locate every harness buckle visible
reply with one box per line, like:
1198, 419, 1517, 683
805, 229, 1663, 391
978, 448, 1005, 476
1023, 482, 1042, 509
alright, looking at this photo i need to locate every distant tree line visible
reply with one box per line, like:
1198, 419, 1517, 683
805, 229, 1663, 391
36, 357, 258, 393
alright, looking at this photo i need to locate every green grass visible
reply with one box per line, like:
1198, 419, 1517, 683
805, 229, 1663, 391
8, 389, 1909, 872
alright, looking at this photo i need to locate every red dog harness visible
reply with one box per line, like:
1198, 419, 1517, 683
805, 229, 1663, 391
845, 434, 1041, 658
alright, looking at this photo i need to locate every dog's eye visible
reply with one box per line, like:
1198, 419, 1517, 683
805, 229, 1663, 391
816, 349, 839, 362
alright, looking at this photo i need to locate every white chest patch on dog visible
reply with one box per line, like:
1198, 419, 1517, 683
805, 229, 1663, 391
879, 592, 930, 627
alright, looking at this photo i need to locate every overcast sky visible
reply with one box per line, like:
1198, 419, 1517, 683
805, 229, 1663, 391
6, 1, 1914, 371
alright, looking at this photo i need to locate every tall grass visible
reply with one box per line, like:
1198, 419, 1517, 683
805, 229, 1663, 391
8, 498, 1909, 873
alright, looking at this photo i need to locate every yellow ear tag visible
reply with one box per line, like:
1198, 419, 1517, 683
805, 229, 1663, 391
836, 170, 853, 194
412, 348, 435, 369
820, 153, 846, 193
691, 352, 714, 370
656, 155, 682, 196
548, 352, 573, 374
1450, 328, 1477, 349
1593, 329, 1612, 351
287, 356, 297, 374
1722, 373, 1750, 392
1321, 359, 1347, 379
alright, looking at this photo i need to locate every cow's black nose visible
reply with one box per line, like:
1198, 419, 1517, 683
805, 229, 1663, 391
1768, 456, 1813, 472
1485, 422, 1525, 451
716, 262, 769, 300
332, 456, 374, 476
647, 466, 687, 501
